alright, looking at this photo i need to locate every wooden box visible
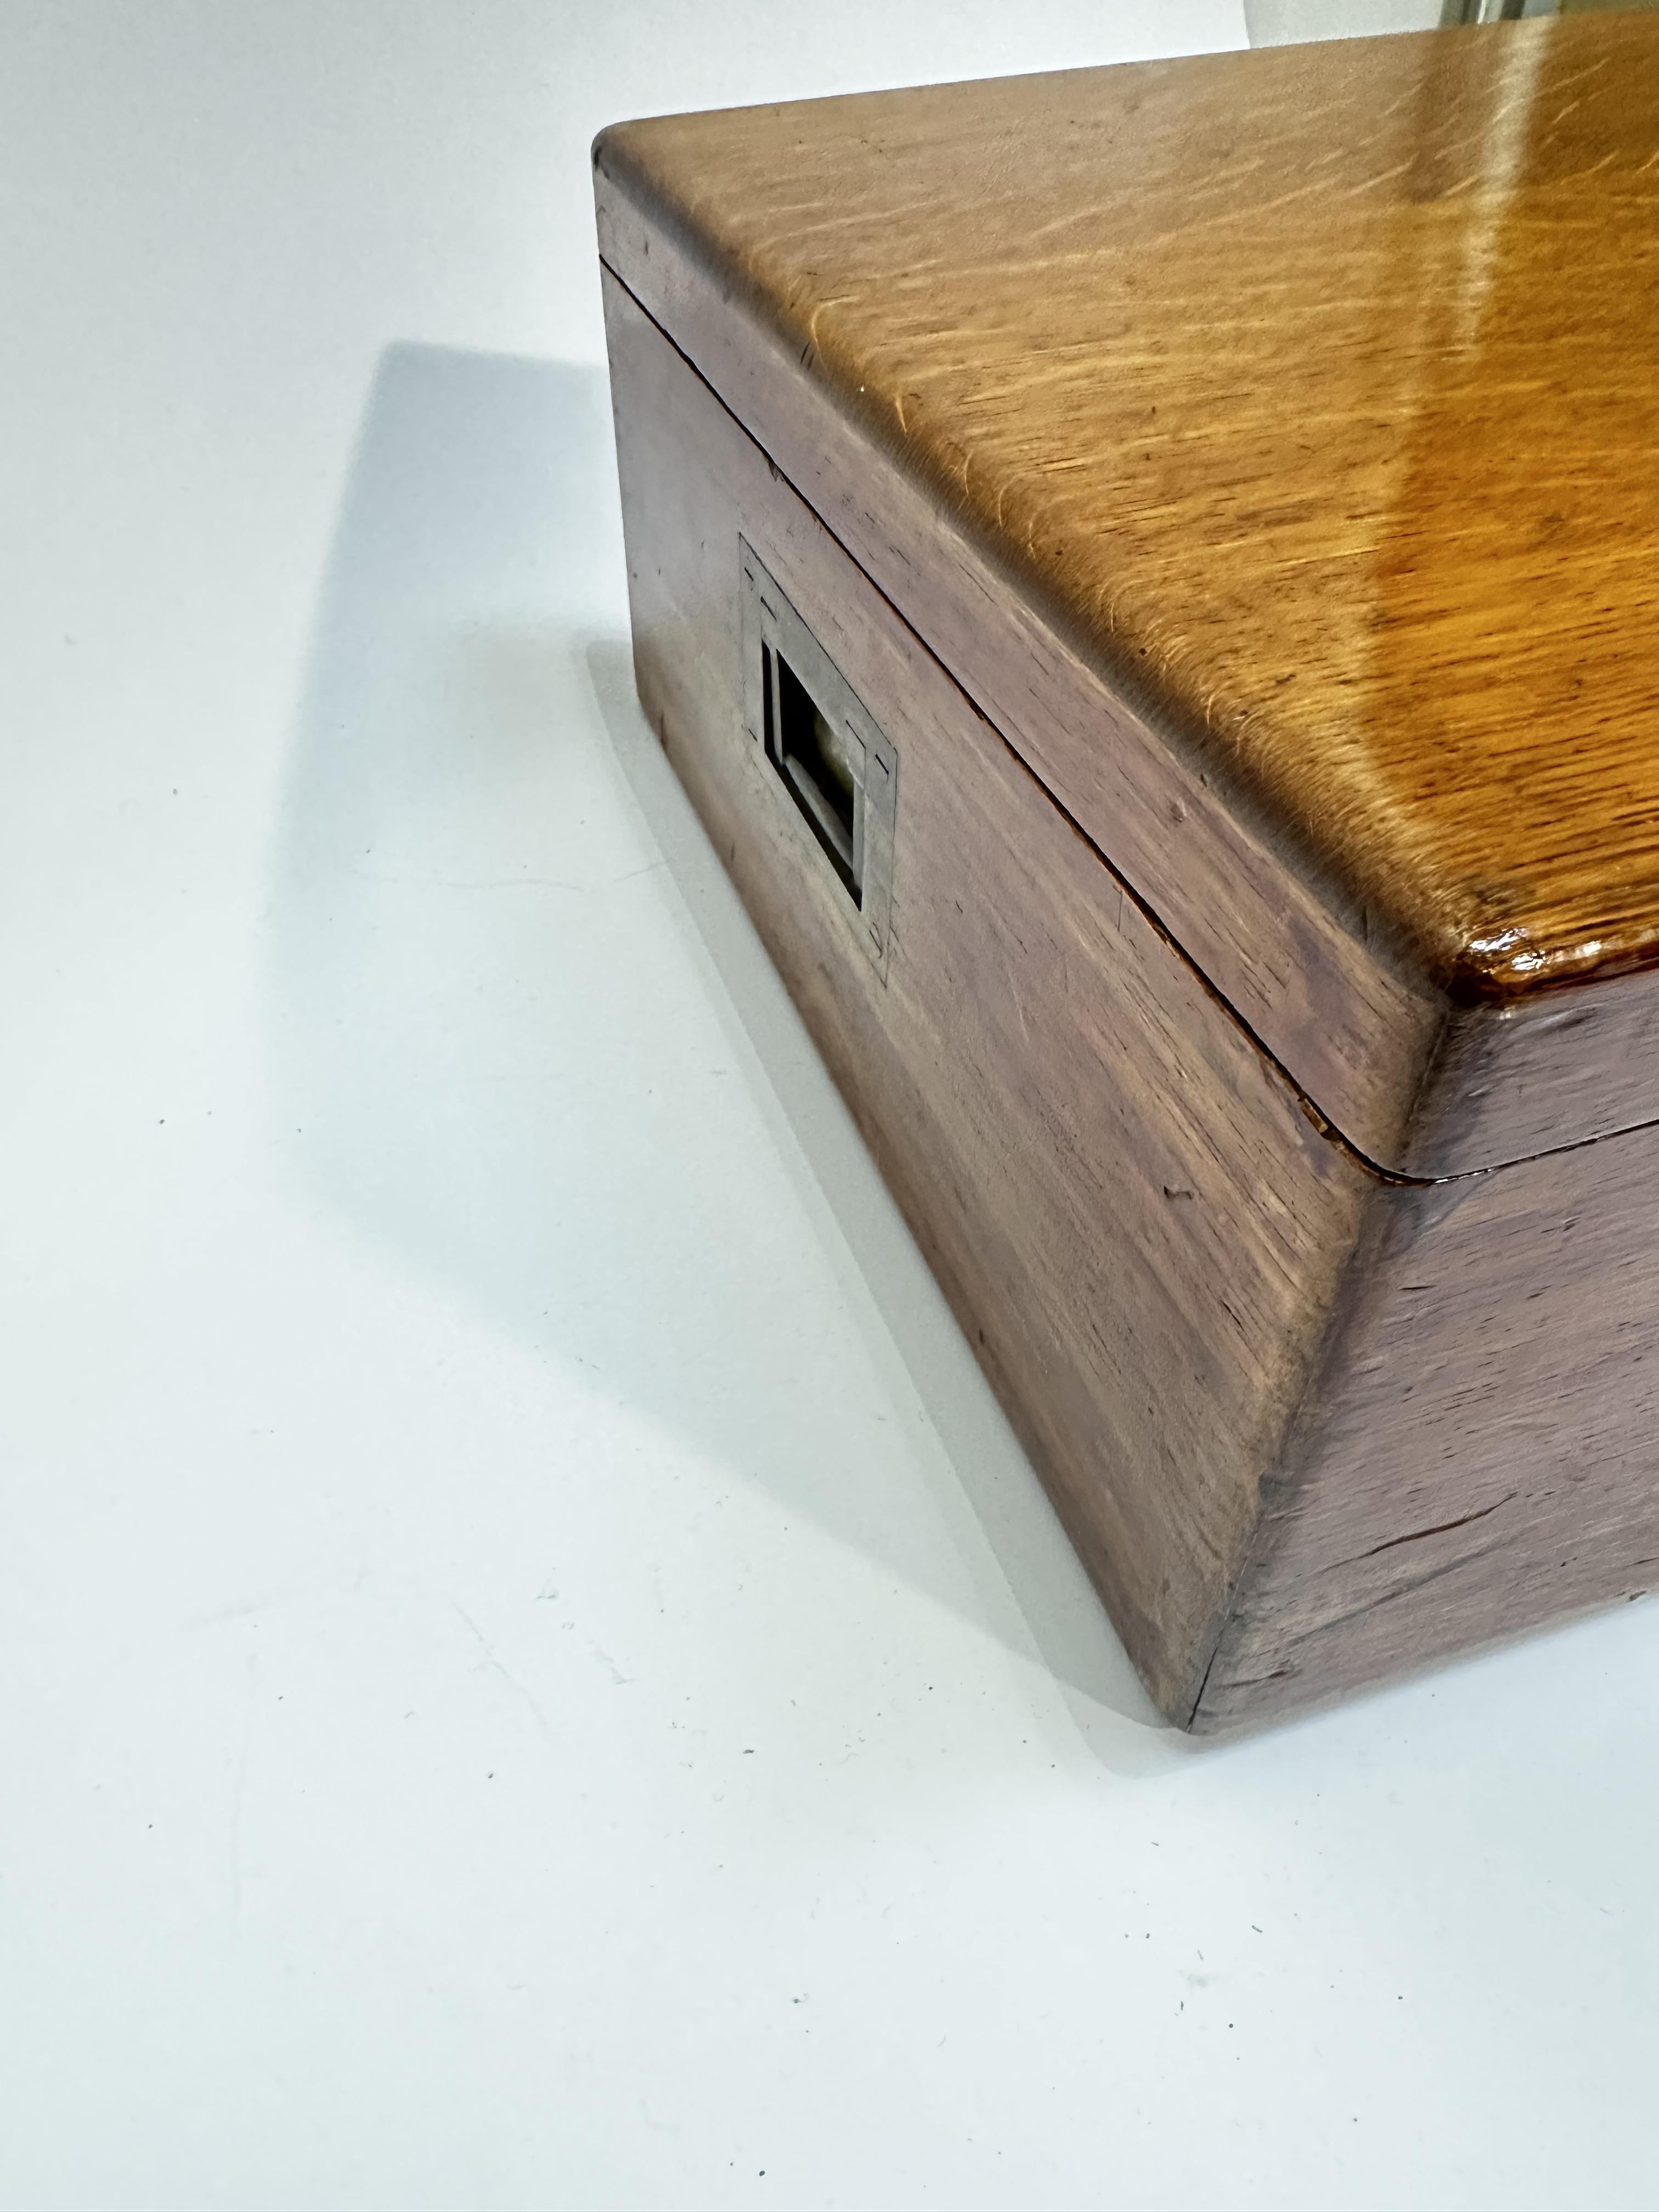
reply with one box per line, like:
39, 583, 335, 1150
593, 15, 1659, 1729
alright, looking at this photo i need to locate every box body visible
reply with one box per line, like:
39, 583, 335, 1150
595, 24, 1659, 1726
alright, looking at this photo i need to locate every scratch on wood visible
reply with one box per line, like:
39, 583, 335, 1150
1352, 1490, 1517, 1563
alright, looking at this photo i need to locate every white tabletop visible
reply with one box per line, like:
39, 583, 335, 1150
4, 5, 1656, 2205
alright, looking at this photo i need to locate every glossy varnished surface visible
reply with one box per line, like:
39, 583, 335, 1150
596, 19, 1659, 1008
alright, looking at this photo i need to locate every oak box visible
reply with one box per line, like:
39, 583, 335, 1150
594, 16, 1659, 1728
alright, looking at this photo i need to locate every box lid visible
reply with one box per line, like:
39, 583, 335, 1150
594, 17, 1659, 1177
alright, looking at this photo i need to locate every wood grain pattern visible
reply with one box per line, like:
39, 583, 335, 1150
1195, 1117, 1659, 1729
602, 269, 1375, 1721
595, 16, 1659, 1173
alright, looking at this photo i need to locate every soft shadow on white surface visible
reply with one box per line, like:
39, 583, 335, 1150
268, 340, 1174, 1763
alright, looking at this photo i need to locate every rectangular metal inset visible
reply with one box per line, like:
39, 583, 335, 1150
741, 538, 896, 980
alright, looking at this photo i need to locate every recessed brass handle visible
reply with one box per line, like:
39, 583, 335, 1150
740, 539, 898, 981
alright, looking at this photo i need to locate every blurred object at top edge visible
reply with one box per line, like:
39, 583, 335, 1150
1247, 0, 1657, 47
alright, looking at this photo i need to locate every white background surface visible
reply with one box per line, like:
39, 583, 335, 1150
1244, 0, 1441, 43
4, 4, 1658, 2206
